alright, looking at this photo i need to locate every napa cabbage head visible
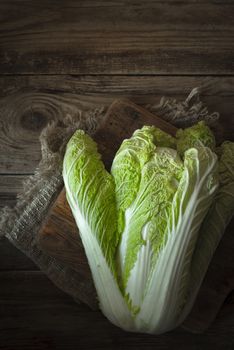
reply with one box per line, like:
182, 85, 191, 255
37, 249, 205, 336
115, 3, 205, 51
63, 122, 233, 334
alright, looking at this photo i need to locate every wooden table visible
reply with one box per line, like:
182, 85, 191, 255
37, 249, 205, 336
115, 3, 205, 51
0, 1, 234, 349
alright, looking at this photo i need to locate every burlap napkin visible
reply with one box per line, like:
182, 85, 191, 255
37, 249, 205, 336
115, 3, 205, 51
0, 88, 219, 309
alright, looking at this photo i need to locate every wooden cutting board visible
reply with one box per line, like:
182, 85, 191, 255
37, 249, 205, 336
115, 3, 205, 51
38, 99, 234, 333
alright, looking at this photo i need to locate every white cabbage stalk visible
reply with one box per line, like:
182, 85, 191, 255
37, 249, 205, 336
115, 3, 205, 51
63, 123, 234, 334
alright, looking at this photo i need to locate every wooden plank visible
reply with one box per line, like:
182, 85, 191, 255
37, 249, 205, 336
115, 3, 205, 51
0, 76, 234, 174
0, 174, 27, 208
0, 271, 70, 300
1, 75, 234, 98
0, 271, 233, 350
0, 1, 234, 74
0, 238, 37, 271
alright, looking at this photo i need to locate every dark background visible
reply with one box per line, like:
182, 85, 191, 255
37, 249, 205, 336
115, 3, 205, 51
0, 1, 234, 349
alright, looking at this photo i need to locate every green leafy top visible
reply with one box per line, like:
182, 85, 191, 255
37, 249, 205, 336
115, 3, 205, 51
176, 121, 216, 157
63, 130, 119, 273
218, 141, 234, 185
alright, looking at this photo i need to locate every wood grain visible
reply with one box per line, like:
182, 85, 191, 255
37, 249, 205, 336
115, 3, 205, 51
0, 0, 234, 345
0, 174, 28, 207
0, 272, 233, 350
1, 75, 234, 98
1, 76, 234, 174
0, 1, 234, 74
